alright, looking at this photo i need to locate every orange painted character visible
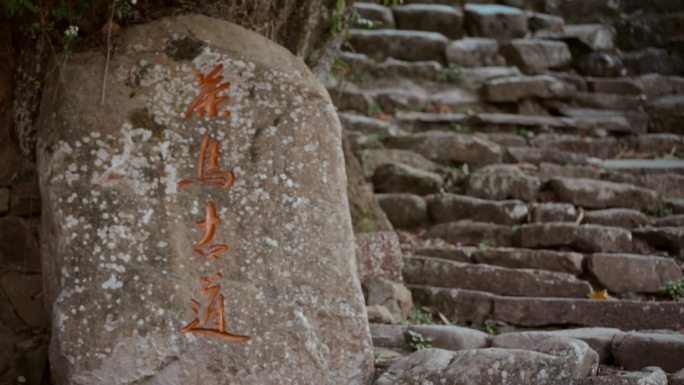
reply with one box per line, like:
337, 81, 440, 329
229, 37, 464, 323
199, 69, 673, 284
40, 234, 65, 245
182, 273, 250, 342
184, 63, 231, 120
192, 201, 228, 260
177, 133, 235, 189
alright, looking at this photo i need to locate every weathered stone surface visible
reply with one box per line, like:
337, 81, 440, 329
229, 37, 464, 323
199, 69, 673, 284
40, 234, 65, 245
530, 202, 578, 223
574, 92, 644, 111
393, 4, 463, 40
407, 325, 489, 351
37, 15, 373, 384
404, 256, 591, 297
364, 278, 412, 323
339, 114, 403, 138
588, 253, 682, 294
493, 327, 620, 363
494, 296, 684, 330
472, 247, 584, 276
374, 338, 598, 385
486, 132, 528, 147
376, 193, 427, 228
630, 133, 684, 155
461, 66, 522, 84
445, 38, 505, 67
528, 12, 565, 32
648, 94, 684, 134
427, 193, 528, 225
414, 246, 474, 263
467, 165, 541, 201
549, 178, 659, 211
425, 220, 514, 247
360, 148, 443, 179
632, 227, 684, 257
502, 39, 572, 73
637, 74, 684, 98
574, 51, 626, 78
656, 215, 684, 227
385, 131, 502, 167
410, 286, 494, 325
366, 305, 398, 324
518, 223, 633, 253
348, 29, 448, 62
612, 332, 684, 373
369, 324, 409, 350
536, 24, 615, 51
580, 367, 668, 385
582, 209, 651, 230
483, 75, 575, 102
373, 163, 443, 195
532, 134, 619, 159
539, 163, 602, 181
353, 2, 395, 28
355, 231, 403, 283
587, 77, 643, 95
507, 147, 589, 166
464, 4, 528, 41
672, 368, 684, 385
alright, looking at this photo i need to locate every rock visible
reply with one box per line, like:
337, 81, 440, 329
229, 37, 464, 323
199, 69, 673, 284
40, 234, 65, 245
502, 39, 572, 73
528, 12, 565, 32
393, 4, 464, 40
624, 48, 676, 76
473, 247, 584, 276
549, 178, 659, 211
410, 286, 495, 325
464, 4, 528, 41
37, 15, 373, 384
385, 131, 502, 167
672, 369, 684, 385
632, 227, 684, 257
369, 324, 409, 350
339, 114, 404, 138
374, 337, 597, 385
574, 92, 644, 111
404, 255, 591, 297
348, 29, 448, 62
630, 133, 684, 155
373, 163, 443, 195
355, 231, 404, 283
427, 193, 528, 225
486, 132, 528, 147
353, 3, 395, 28
637, 74, 684, 98
518, 223, 633, 253
425, 220, 515, 247
329, 82, 373, 113
367, 305, 398, 324
648, 94, 684, 133
364, 278, 413, 323
493, 327, 620, 363
507, 147, 589, 166
445, 38, 505, 67
407, 325, 489, 351
539, 163, 602, 181
532, 134, 619, 159
574, 51, 626, 78
413, 246, 474, 263
588, 253, 682, 294
656, 215, 684, 227
467, 165, 542, 202
483, 75, 575, 102
530, 202, 578, 223
580, 367, 668, 385
536, 24, 615, 51
586, 77, 643, 95
360, 148, 443, 179
582, 208, 652, 230
461, 66, 522, 84
376, 193, 428, 228
612, 332, 684, 373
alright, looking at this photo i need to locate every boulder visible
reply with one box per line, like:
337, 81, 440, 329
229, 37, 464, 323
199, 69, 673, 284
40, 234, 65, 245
445, 38, 505, 67
424, 220, 515, 247
353, 2, 395, 28
355, 231, 404, 283
483, 75, 575, 102
467, 165, 541, 202
632, 227, 684, 257
464, 4, 528, 41
393, 4, 464, 40
360, 148, 443, 179
373, 163, 443, 195
518, 223, 633, 253
502, 39, 572, 73
348, 29, 448, 62
36, 15, 373, 384
385, 131, 502, 167
427, 193, 528, 225
582, 208, 652, 230
580, 367, 667, 385
549, 178, 659, 211
612, 332, 684, 373
530, 202, 578, 223
587, 253, 682, 294
363, 278, 413, 323
374, 338, 598, 385
472, 247, 584, 276
376, 193, 428, 228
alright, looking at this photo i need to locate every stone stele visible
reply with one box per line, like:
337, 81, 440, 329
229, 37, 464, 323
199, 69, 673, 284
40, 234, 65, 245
36, 14, 373, 385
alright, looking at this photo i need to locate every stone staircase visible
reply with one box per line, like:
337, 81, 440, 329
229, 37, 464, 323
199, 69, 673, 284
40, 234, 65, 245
334, 1, 684, 383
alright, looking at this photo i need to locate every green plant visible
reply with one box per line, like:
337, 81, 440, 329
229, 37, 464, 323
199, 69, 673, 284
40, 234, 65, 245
374, 352, 391, 366
407, 307, 434, 324
663, 278, 684, 300
331, 0, 346, 35
479, 320, 499, 335
449, 312, 459, 326
406, 330, 432, 351
436, 63, 463, 84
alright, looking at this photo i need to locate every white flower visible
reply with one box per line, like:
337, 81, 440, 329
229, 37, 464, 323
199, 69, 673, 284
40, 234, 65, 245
64, 25, 79, 38
131, 0, 137, 4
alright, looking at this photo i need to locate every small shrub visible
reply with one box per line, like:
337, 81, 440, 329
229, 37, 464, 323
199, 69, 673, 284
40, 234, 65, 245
436, 63, 463, 84
663, 278, 684, 300
406, 330, 432, 351
407, 307, 434, 324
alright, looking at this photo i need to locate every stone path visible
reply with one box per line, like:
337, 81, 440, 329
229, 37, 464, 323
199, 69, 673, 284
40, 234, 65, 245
335, 1, 684, 384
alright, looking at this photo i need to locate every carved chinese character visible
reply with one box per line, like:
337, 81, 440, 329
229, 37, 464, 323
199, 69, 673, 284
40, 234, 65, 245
182, 273, 249, 342
184, 63, 231, 120
177, 133, 235, 189
192, 201, 228, 260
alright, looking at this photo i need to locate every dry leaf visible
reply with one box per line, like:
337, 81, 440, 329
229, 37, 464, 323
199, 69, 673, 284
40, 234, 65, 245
588, 289, 608, 300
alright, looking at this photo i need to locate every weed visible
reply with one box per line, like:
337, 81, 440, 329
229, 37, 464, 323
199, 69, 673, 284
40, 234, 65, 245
406, 330, 432, 351
407, 307, 434, 325
476, 320, 499, 335
374, 352, 391, 366
663, 278, 684, 300
435, 63, 463, 84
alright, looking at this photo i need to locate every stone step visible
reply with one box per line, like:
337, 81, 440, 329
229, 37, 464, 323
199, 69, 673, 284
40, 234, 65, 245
603, 171, 684, 200
373, 162, 443, 195
582, 208, 652, 230
337, 52, 443, 81
530, 202, 578, 223
628, 133, 684, 157
531, 134, 619, 159
600, 159, 684, 174
369, 323, 488, 351
473, 112, 638, 135
404, 255, 592, 297
347, 29, 448, 62
587, 253, 682, 294
424, 220, 515, 247
339, 113, 405, 138
534, 24, 615, 51
557, 107, 649, 134
501, 38, 572, 74
505, 146, 591, 166
483, 75, 575, 103
464, 4, 528, 41
426, 193, 528, 225
612, 332, 684, 373
446, 38, 506, 68
376, 193, 428, 229
410, 285, 684, 330
360, 148, 444, 179
585, 77, 644, 95
647, 94, 684, 133
573, 92, 645, 111
393, 4, 464, 40
353, 2, 395, 29
548, 177, 660, 211
518, 223, 632, 253
633, 227, 684, 258
384, 131, 502, 167
466, 164, 541, 202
